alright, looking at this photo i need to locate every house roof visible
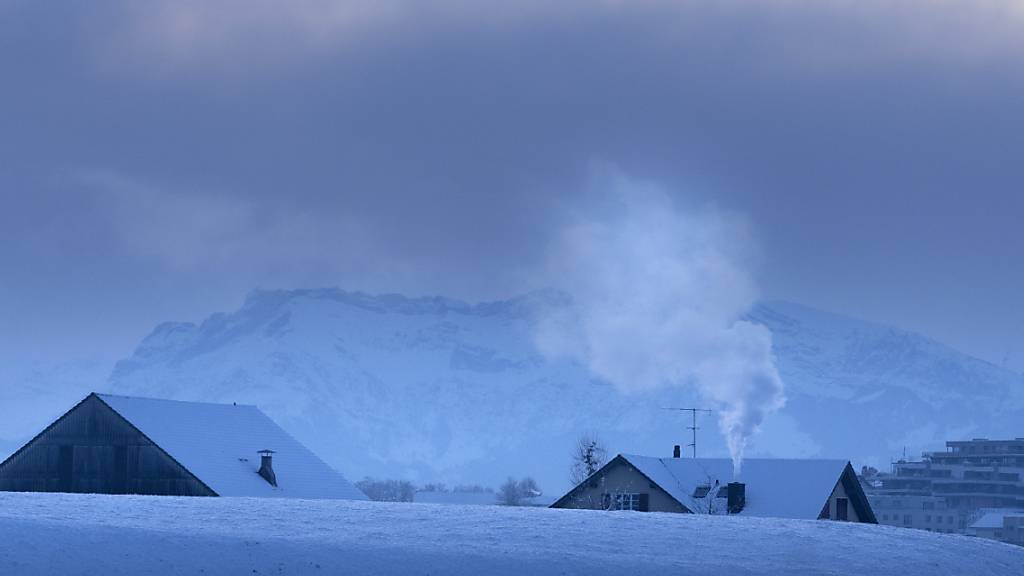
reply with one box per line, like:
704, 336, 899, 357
95, 394, 366, 500
616, 454, 865, 521
970, 509, 1024, 529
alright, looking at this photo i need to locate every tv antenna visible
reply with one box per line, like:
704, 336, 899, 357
661, 407, 713, 458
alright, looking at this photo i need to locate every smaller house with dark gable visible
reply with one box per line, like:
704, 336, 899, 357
0, 393, 366, 500
551, 452, 876, 523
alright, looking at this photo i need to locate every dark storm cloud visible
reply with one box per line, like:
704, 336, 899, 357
1, 1, 1023, 367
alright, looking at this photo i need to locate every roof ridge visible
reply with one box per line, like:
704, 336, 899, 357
95, 392, 258, 408
624, 454, 849, 463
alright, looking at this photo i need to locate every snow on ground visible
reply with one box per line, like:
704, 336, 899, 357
1, 493, 1022, 575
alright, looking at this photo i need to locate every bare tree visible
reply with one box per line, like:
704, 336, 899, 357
497, 477, 523, 506
452, 484, 491, 494
570, 434, 608, 485
356, 477, 416, 502
497, 477, 543, 506
519, 477, 541, 498
418, 482, 448, 493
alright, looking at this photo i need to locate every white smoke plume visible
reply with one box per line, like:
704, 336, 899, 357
535, 173, 785, 474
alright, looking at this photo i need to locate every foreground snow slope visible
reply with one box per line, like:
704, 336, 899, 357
0, 493, 1021, 576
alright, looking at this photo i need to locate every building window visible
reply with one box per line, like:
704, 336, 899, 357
615, 493, 641, 510
604, 493, 648, 511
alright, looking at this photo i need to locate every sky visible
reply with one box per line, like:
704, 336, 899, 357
2, 0, 1024, 371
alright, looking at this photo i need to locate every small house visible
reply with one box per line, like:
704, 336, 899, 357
0, 393, 366, 500
551, 451, 876, 523
970, 509, 1024, 546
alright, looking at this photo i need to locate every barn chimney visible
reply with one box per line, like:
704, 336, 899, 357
673, 445, 681, 458
727, 482, 745, 514
257, 449, 278, 487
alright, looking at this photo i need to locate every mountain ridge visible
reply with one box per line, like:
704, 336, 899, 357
4, 289, 1020, 492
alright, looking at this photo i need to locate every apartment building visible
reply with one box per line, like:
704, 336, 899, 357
866, 438, 1024, 534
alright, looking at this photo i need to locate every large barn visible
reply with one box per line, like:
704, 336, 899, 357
0, 393, 366, 500
551, 452, 877, 523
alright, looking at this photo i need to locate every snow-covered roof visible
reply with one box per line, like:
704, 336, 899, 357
96, 394, 366, 500
621, 454, 850, 520
970, 509, 1024, 529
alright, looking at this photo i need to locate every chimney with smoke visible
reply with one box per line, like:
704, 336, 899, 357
533, 181, 785, 477
257, 449, 277, 487
727, 482, 745, 514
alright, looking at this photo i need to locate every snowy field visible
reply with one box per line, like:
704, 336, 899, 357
0, 493, 1021, 575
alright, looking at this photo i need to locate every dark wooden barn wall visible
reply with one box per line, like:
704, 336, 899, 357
0, 395, 214, 496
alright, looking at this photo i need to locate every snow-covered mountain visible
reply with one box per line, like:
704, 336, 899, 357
88, 289, 1022, 492
747, 301, 1024, 465
2, 290, 1018, 491
109, 289, 657, 491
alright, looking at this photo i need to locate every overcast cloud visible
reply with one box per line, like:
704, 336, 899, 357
1, 0, 1023, 369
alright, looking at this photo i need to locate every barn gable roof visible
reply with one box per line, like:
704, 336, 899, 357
94, 394, 366, 500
